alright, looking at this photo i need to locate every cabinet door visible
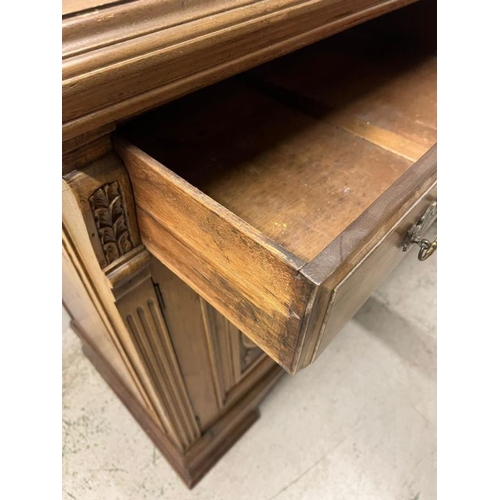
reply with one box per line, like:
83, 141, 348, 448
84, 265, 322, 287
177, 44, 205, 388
150, 258, 272, 432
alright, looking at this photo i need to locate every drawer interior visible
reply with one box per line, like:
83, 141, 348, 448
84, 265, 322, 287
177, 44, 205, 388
116, 11, 436, 373
119, 26, 436, 264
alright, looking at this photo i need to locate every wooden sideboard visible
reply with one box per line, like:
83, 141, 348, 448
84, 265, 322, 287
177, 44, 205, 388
62, 0, 436, 488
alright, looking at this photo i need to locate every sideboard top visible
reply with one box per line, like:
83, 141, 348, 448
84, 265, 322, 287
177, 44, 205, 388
62, 0, 417, 143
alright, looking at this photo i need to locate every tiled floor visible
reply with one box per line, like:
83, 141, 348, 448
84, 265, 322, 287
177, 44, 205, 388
62, 224, 436, 500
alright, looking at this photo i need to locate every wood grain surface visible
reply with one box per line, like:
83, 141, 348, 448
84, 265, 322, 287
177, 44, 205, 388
63, 240, 143, 403
63, 0, 437, 488
298, 147, 437, 369
62, 0, 125, 16
149, 258, 272, 432
120, 28, 436, 263
114, 137, 314, 370
116, 20, 436, 373
62, 0, 416, 140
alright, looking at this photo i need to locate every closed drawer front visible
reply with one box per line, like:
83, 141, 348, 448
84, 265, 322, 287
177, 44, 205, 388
115, 26, 436, 374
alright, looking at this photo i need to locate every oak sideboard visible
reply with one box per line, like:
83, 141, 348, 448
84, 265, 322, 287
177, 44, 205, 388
62, 0, 436, 487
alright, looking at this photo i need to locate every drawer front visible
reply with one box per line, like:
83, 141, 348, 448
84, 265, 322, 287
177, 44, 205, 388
314, 184, 436, 363
294, 147, 437, 370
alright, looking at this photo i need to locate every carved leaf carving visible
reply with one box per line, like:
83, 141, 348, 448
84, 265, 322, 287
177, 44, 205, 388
93, 207, 112, 228
89, 181, 134, 265
102, 242, 121, 264
98, 226, 116, 244
117, 231, 133, 254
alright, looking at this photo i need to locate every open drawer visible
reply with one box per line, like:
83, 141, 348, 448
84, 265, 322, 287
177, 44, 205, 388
114, 26, 436, 374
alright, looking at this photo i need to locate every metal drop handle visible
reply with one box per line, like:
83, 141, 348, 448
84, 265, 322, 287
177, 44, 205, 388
402, 201, 437, 261
413, 237, 437, 261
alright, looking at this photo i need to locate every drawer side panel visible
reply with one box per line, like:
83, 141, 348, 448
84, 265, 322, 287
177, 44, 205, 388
115, 138, 315, 372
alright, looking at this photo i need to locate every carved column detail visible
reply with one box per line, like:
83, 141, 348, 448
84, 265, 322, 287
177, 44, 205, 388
63, 149, 200, 451
117, 279, 201, 450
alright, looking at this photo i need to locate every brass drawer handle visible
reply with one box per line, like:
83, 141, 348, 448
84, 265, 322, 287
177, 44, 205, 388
402, 201, 437, 261
414, 237, 437, 261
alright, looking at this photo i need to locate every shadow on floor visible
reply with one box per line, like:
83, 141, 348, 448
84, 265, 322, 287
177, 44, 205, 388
353, 294, 436, 381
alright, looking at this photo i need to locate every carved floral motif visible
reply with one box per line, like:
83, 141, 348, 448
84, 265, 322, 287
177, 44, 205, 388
89, 181, 133, 265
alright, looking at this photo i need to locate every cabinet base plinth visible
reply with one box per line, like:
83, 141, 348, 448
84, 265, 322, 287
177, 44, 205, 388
76, 324, 283, 488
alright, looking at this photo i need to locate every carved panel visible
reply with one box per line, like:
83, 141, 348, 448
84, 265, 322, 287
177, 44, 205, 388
200, 299, 265, 408
89, 181, 134, 265
240, 334, 263, 374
